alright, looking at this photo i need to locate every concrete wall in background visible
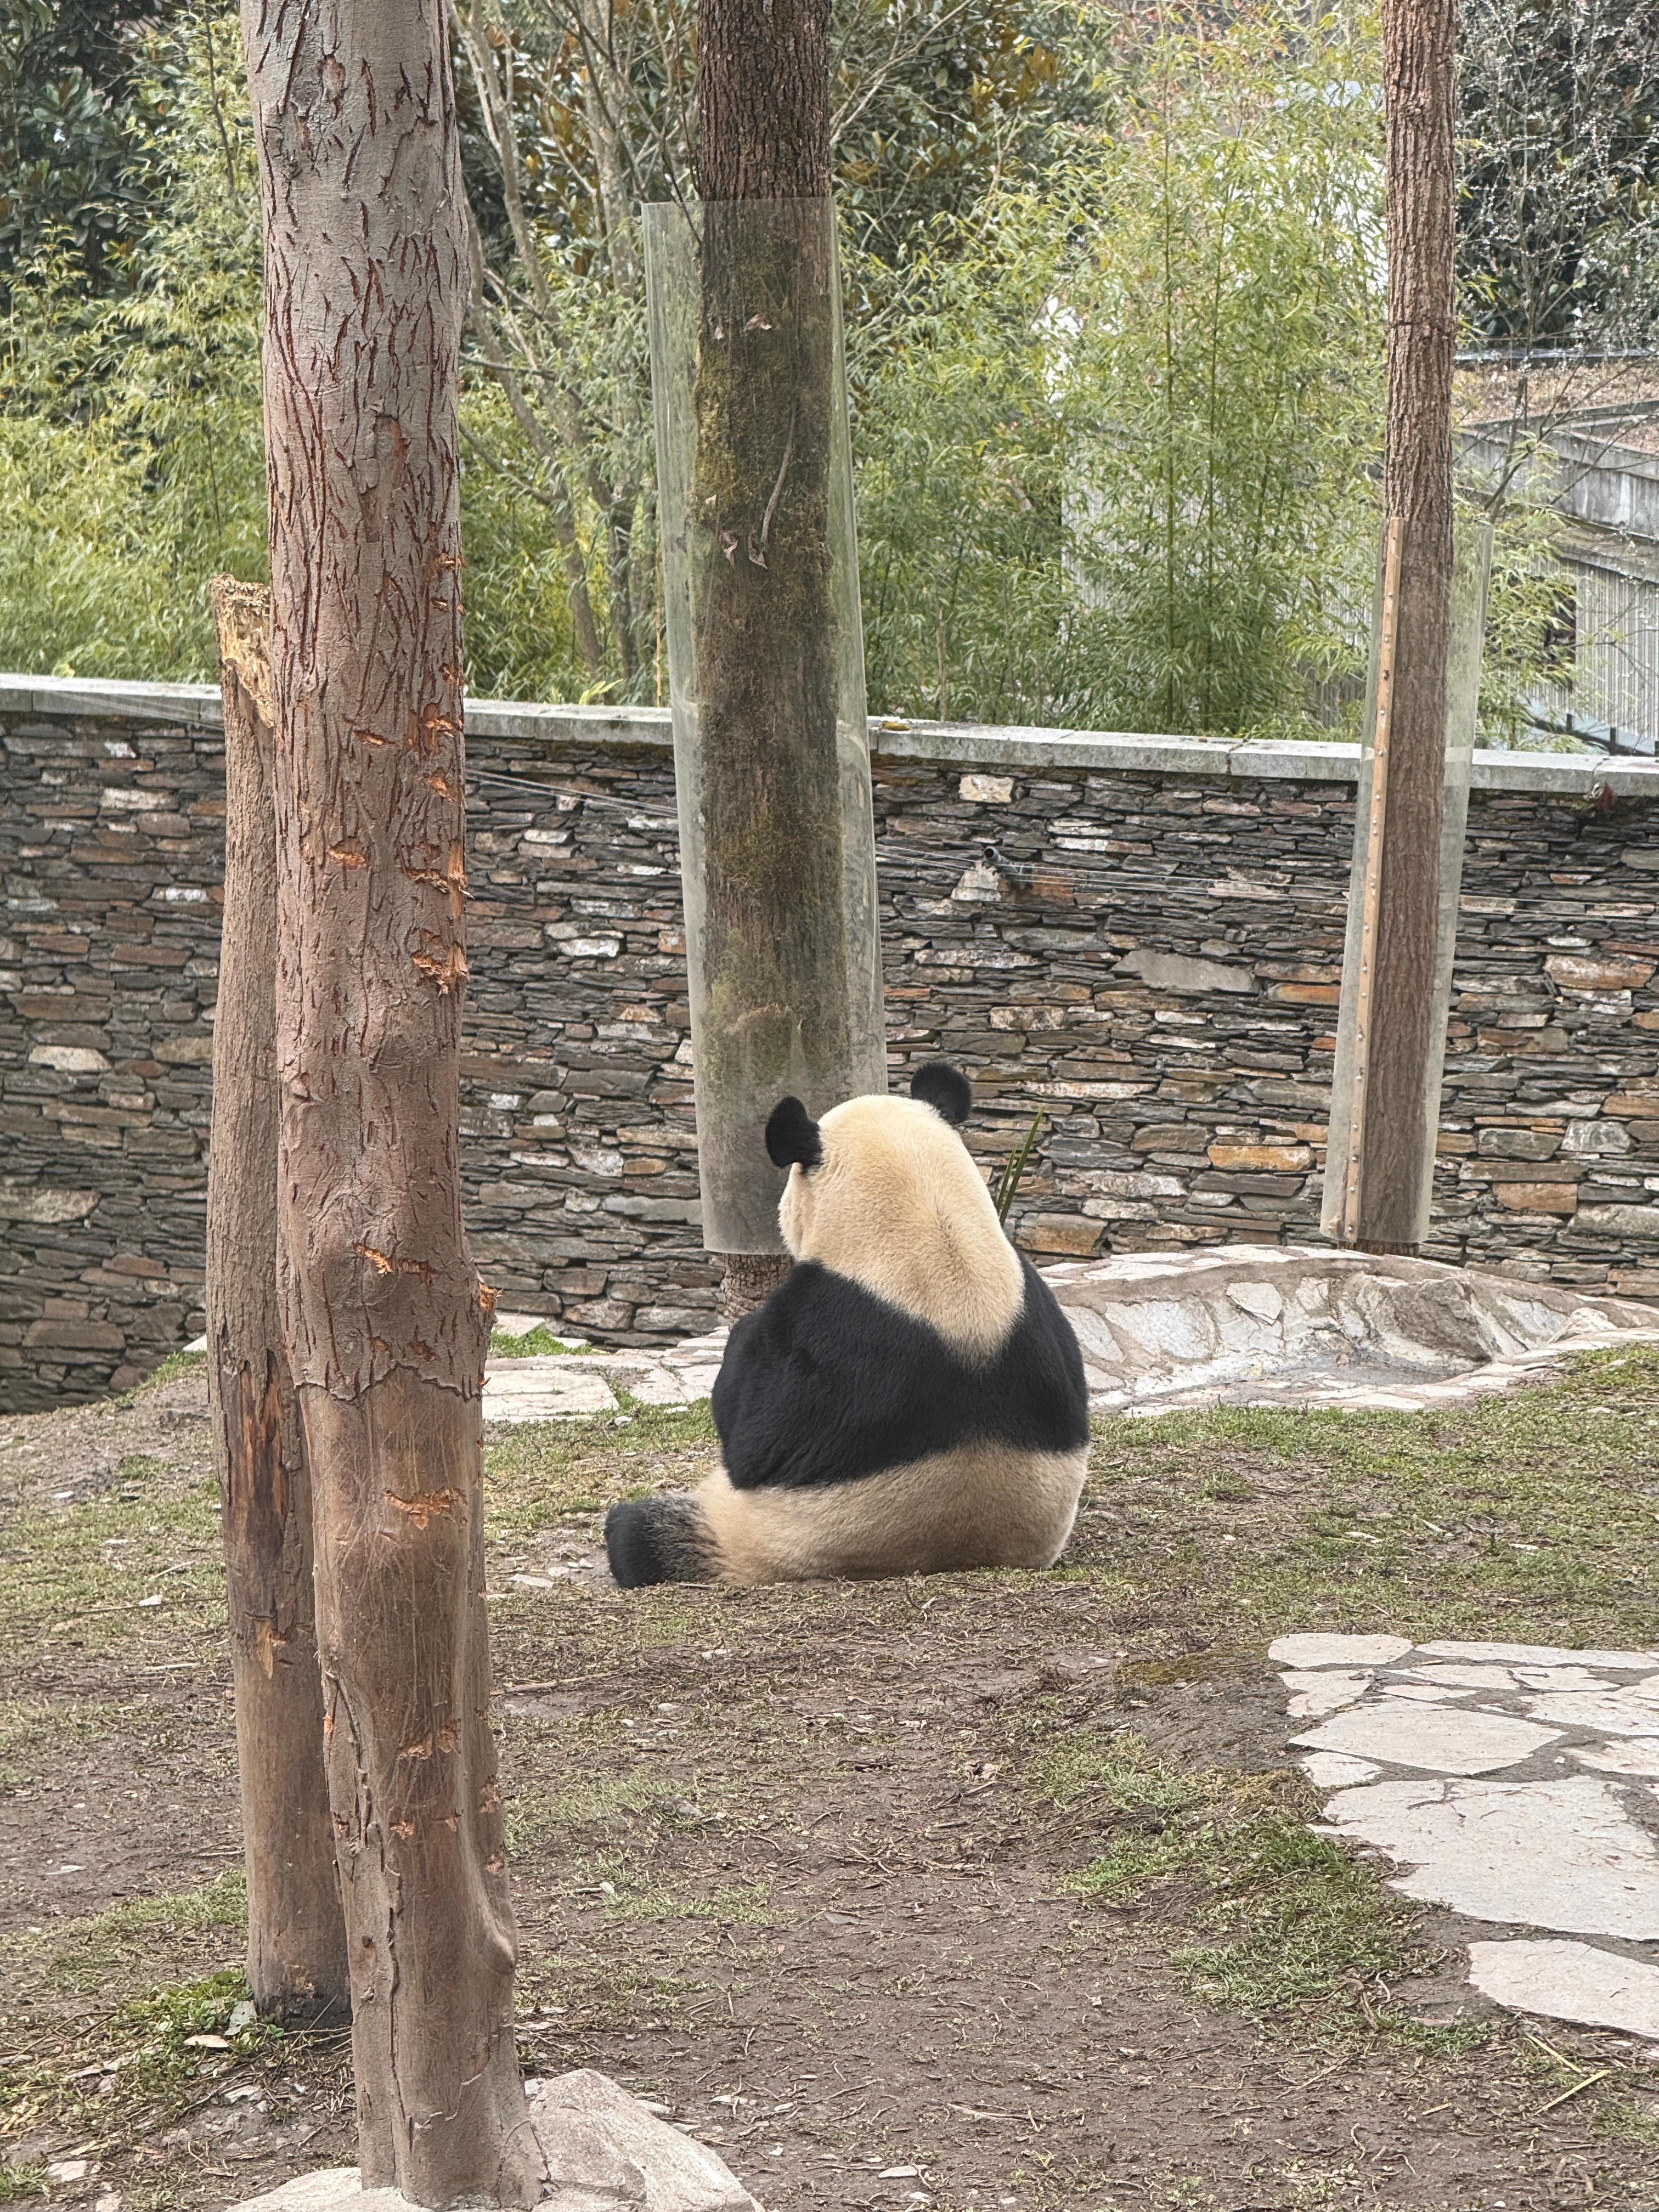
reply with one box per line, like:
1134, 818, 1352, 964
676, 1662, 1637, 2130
6, 673, 1659, 1411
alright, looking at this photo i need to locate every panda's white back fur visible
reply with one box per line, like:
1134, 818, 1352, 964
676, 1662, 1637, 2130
777, 1092, 1023, 1362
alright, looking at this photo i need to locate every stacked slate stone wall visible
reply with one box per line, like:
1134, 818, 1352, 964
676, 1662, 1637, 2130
6, 675, 1659, 1411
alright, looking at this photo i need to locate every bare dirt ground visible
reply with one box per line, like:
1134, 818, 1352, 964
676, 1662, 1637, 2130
4, 1346, 1659, 2212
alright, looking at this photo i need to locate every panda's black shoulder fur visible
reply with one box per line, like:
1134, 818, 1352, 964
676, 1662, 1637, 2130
712, 1255, 1088, 1493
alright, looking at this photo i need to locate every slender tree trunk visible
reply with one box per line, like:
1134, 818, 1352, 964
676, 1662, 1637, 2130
460, 267, 606, 678
560, 515, 608, 677
1351, 0, 1458, 1253
574, 2, 648, 685
687, 0, 883, 1319
239, 5, 543, 2202
448, 0, 606, 679
206, 575, 347, 2026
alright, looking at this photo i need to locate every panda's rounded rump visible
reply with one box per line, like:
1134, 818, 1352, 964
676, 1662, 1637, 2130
780, 1091, 1023, 1358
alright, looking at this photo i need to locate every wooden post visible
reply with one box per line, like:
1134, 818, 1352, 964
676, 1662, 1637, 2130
1332, 0, 1458, 1254
206, 574, 347, 2024
239, 2, 543, 2200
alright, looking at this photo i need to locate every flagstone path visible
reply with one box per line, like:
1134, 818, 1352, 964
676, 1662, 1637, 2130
1276, 1632, 1659, 2041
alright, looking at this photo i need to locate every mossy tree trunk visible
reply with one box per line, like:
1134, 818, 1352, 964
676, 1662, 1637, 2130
689, 0, 881, 1321
239, 3, 543, 2202
206, 575, 347, 2026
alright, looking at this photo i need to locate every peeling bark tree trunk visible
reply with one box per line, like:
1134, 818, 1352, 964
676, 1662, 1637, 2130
207, 575, 347, 2025
239, 5, 543, 2202
1355, 0, 1458, 1253
691, 0, 873, 1322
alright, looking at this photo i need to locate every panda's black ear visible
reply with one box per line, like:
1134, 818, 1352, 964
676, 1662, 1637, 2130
765, 1095, 822, 1170
911, 1060, 972, 1126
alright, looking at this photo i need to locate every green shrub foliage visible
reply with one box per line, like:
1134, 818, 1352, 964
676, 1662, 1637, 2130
0, 2, 1572, 743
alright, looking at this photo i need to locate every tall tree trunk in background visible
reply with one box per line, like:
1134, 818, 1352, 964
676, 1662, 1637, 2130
574, 0, 648, 687
1351, 0, 1458, 1252
239, 5, 543, 2203
448, 0, 607, 680
206, 575, 347, 2025
689, 0, 884, 1322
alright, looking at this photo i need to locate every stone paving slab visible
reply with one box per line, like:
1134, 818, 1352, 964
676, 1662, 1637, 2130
1468, 1940, 1659, 2039
1269, 1634, 1415, 1668
1413, 1639, 1659, 1669
1279, 1634, 1659, 2040
481, 1328, 726, 1426
484, 1362, 620, 1423
1321, 1775, 1659, 1939
1292, 1703, 1565, 1776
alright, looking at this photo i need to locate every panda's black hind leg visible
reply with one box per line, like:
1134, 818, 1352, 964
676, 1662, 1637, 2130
605, 1493, 713, 1587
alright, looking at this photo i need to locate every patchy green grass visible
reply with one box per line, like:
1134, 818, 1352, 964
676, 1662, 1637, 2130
1028, 1722, 1205, 1819
0, 1872, 346, 2183
0, 1892, 263, 2159
504, 1725, 774, 1925
1079, 1345, 1659, 1652
114, 1348, 207, 1404
591, 1875, 775, 1925
2, 1872, 249, 1998
483, 1402, 715, 1539
1024, 1722, 1476, 2050
489, 1325, 588, 1358
0, 1696, 123, 1791
0, 1479, 223, 1662
1173, 1810, 1427, 2015
1018, 1713, 1659, 2146
512, 1944, 729, 2041
507, 1760, 706, 1859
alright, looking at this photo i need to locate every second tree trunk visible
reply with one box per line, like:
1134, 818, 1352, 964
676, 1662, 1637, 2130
207, 575, 346, 2024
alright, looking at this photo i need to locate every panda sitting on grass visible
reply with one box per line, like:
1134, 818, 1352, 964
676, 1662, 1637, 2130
605, 1061, 1090, 1587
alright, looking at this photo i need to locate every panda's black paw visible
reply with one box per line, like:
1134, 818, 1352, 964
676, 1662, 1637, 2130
605, 1493, 711, 1588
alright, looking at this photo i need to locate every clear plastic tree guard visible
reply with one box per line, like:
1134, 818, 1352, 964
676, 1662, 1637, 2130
1323, 515, 1493, 1250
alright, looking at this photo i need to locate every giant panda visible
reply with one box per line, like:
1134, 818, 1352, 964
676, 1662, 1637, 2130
604, 1062, 1091, 1587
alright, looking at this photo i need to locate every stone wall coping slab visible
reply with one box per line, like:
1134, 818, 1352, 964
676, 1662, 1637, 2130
5, 670, 1653, 795
1, 672, 232, 729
